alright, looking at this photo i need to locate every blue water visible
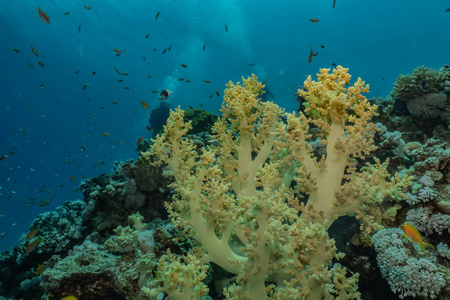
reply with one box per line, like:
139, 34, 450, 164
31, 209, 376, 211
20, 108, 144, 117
1, 0, 449, 252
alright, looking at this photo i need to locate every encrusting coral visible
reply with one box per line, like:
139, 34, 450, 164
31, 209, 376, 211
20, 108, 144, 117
144, 66, 411, 299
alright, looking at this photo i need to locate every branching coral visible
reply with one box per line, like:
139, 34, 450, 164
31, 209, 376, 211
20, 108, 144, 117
145, 67, 411, 299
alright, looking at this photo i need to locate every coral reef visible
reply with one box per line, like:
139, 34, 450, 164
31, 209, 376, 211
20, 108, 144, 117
40, 213, 183, 299
371, 65, 450, 144
391, 65, 450, 120
392, 65, 450, 101
368, 134, 450, 300
146, 68, 410, 298
2, 67, 449, 299
41, 238, 137, 299
0, 153, 171, 299
79, 157, 169, 232
0, 200, 86, 299
406, 92, 447, 118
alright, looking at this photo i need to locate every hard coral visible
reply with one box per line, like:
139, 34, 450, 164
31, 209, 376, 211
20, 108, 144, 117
406, 92, 447, 118
391, 66, 450, 119
372, 228, 446, 299
41, 240, 141, 299
392, 66, 449, 101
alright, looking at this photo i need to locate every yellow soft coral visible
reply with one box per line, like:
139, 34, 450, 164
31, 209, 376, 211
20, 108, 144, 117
145, 68, 410, 299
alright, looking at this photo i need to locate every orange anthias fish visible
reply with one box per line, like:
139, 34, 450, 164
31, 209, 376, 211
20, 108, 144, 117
400, 223, 435, 251
35, 6, 50, 24
140, 101, 150, 109
33, 262, 45, 276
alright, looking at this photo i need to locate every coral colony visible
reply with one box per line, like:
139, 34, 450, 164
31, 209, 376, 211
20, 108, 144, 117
1, 66, 449, 299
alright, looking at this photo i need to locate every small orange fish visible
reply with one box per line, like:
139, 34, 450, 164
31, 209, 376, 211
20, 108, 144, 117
146, 125, 153, 132
136, 137, 144, 146
35, 6, 50, 24
400, 223, 435, 251
38, 200, 50, 207
309, 18, 319, 23
140, 101, 150, 109
38, 61, 45, 67
112, 48, 122, 54
102, 133, 109, 137
33, 262, 45, 276
26, 237, 42, 253
114, 68, 121, 74
26, 228, 40, 240
112, 101, 118, 104
204, 79, 211, 83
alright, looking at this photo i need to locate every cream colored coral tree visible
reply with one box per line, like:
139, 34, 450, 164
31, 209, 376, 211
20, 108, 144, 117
143, 67, 411, 300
